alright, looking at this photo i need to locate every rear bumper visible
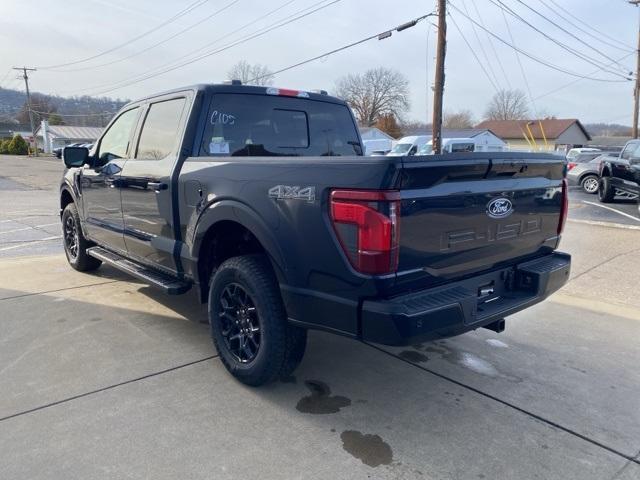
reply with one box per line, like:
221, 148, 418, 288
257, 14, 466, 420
361, 252, 571, 346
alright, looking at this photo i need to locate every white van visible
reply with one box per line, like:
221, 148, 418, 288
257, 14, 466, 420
386, 136, 430, 156
417, 138, 476, 155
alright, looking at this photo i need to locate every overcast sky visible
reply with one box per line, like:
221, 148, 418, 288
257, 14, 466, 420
0, 0, 637, 124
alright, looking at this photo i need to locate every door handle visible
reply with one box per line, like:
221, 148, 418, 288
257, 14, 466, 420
147, 181, 168, 192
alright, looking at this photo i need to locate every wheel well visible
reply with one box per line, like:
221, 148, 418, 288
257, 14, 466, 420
60, 188, 74, 213
197, 221, 266, 303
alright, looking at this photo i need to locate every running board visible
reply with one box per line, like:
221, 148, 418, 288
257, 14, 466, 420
87, 247, 191, 295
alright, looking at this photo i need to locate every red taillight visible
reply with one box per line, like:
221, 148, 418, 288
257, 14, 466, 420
567, 162, 577, 171
558, 178, 569, 235
330, 189, 400, 275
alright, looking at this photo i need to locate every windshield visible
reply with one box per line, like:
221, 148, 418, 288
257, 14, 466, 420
417, 144, 433, 155
390, 143, 412, 154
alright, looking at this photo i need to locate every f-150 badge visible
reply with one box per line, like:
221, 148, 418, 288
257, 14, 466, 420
268, 185, 316, 203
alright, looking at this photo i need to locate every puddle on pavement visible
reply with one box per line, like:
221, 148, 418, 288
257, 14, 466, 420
398, 350, 429, 363
485, 338, 509, 348
411, 341, 522, 383
340, 430, 393, 467
296, 380, 351, 414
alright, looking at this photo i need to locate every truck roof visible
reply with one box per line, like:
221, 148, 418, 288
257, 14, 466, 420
122, 83, 348, 108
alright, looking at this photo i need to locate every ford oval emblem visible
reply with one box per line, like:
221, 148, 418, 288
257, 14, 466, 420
487, 198, 514, 219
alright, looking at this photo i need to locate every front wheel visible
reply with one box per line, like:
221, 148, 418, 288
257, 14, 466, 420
208, 255, 307, 386
62, 203, 102, 272
598, 177, 615, 203
581, 175, 599, 194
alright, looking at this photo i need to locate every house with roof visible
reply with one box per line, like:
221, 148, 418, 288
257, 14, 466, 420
35, 121, 104, 153
475, 119, 591, 152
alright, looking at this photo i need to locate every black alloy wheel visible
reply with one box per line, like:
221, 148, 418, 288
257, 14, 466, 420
63, 214, 79, 260
218, 283, 261, 364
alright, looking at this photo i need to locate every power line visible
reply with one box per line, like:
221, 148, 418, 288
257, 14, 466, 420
30, 110, 119, 117
538, 0, 633, 53
76, 0, 341, 97
37, 0, 210, 69
533, 53, 636, 101
509, 0, 632, 74
448, 1, 631, 83
448, 12, 501, 93
48, 0, 244, 73
470, 0, 512, 89
491, 0, 632, 78
459, 0, 502, 90
248, 13, 436, 84
547, 0, 635, 51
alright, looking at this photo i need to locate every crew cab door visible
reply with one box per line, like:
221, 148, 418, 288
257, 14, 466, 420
118, 95, 189, 273
616, 142, 640, 189
81, 107, 140, 253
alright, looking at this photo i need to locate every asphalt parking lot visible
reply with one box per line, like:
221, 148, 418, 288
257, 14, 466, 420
1, 155, 639, 479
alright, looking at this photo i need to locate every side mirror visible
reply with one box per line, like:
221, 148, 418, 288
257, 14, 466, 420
63, 147, 89, 168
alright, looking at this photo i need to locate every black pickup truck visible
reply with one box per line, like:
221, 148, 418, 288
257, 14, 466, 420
60, 83, 571, 385
598, 139, 640, 203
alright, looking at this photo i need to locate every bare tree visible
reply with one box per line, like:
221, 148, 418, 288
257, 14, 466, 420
334, 67, 410, 126
443, 109, 475, 129
227, 60, 274, 86
484, 89, 529, 121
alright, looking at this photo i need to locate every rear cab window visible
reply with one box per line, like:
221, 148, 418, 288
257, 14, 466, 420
199, 93, 362, 157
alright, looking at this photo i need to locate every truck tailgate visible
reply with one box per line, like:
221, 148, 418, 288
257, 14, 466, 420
398, 153, 565, 280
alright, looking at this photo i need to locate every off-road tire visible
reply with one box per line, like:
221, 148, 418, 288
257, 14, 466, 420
208, 254, 306, 386
62, 203, 102, 272
598, 177, 615, 203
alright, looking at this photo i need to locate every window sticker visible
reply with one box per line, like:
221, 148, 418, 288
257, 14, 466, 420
210, 110, 236, 126
209, 140, 230, 155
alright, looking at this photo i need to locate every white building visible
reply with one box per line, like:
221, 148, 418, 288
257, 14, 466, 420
359, 127, 396, 155
36, 121, 103, 153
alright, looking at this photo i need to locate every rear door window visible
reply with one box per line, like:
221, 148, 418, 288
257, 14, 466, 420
136, 98, 187, 160
200, 94, 361, 157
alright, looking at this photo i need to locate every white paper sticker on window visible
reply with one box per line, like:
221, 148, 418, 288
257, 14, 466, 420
209, 141, 230, 154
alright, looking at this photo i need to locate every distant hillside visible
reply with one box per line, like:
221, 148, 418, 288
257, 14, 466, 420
0, 87, 128, 127
584, 123, 632, 137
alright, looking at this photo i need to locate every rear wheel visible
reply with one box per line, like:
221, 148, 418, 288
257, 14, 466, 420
62, 203, 101, 272
581, 174, 599, 194
208, 255, 306, 386
598, 177, 615, 203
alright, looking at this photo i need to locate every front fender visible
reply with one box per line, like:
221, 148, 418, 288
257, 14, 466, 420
189, 199, 288, 283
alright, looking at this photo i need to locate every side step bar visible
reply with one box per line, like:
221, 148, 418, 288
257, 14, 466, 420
87, 246, 191, 295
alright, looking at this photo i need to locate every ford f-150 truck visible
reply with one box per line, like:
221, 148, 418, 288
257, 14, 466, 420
598, 139, 640, 203
60, 83, 571, 386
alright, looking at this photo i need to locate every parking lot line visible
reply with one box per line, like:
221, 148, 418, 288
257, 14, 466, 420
582, 201, 640, 223
0, 236, 61, 252
0, 223, 60, 235
568, 218, 640, 230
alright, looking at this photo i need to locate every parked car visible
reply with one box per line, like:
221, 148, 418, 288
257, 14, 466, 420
59, 83, 571, 386
386, 135, 430, 156
566, 147, 600, 160
567, 152, 618, 194
598, 140, 640, 203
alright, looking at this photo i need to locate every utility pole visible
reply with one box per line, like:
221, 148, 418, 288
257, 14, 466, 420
12, 66, 38, 156
630, 1, 640, 139
432, 0, 447, 154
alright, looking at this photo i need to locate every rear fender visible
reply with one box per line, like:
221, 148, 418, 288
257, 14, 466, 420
190, 200, 288, 284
